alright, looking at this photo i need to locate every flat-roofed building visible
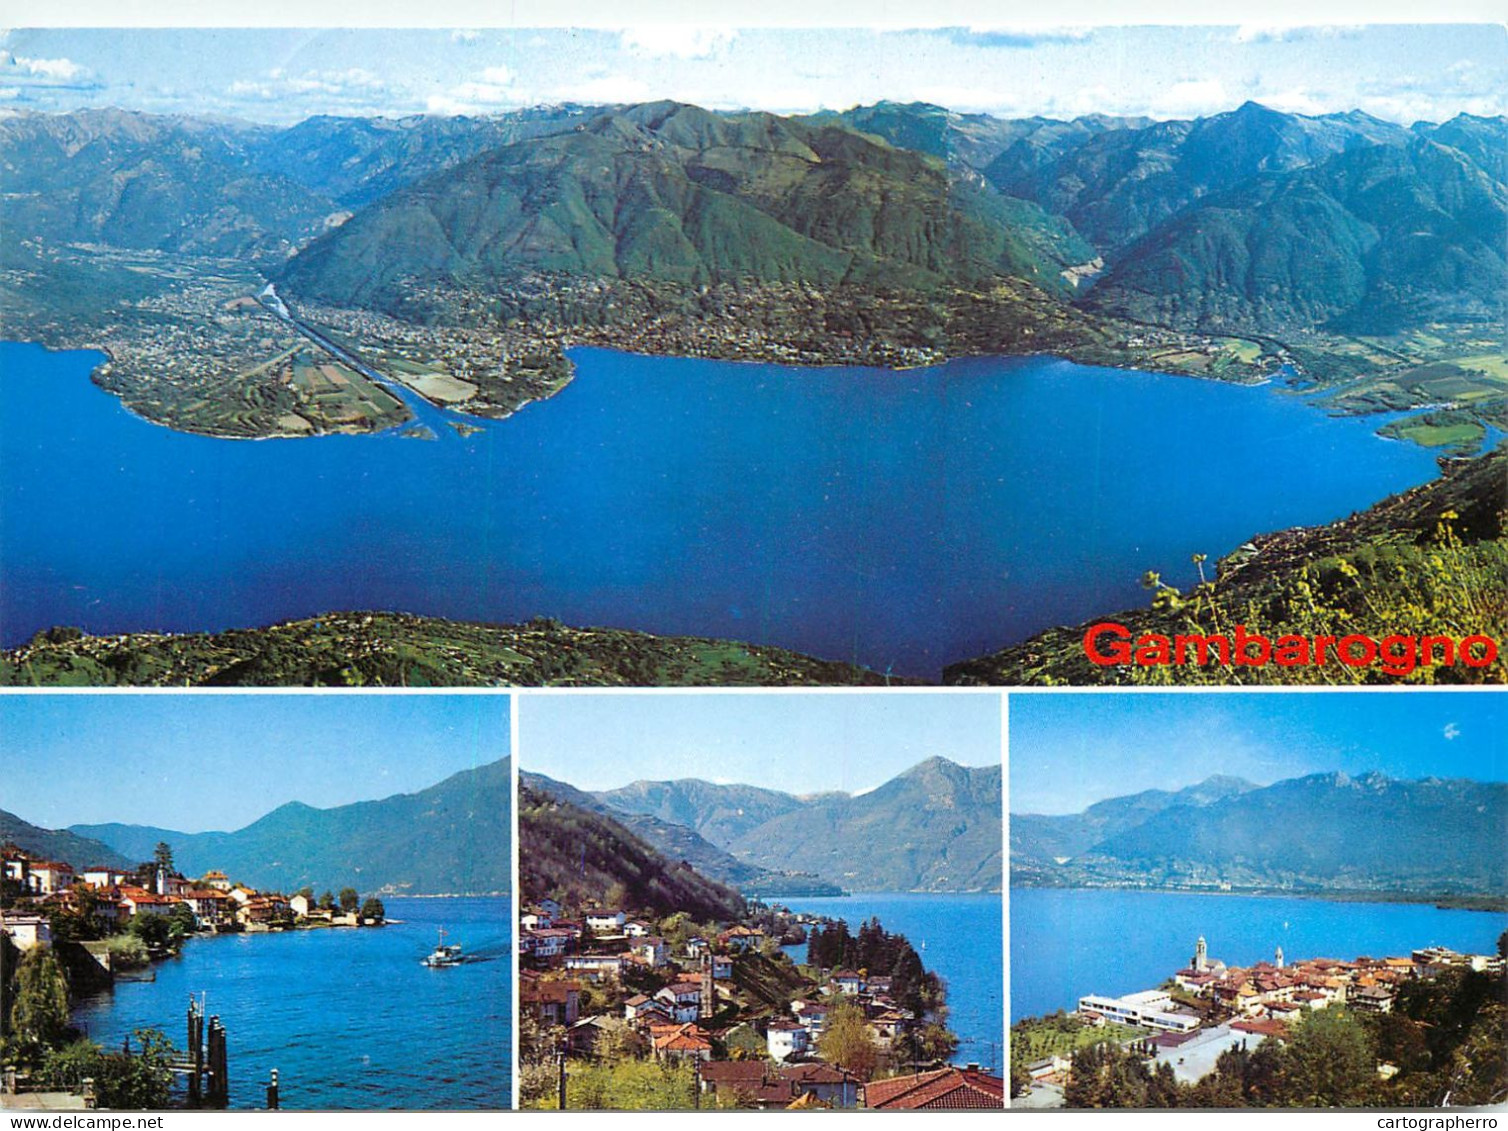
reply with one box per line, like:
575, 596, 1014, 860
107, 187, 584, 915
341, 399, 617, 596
1078, 989, 1200, 1033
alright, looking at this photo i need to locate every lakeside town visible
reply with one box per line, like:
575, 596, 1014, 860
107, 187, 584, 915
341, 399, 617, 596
1, 842, 389, 1110
1013, 933, 1508, 1109
519, 897, 1003, 1110
2, 842, 388, 945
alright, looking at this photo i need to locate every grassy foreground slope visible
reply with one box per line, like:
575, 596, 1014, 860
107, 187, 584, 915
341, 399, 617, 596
947, 445, 1508, 685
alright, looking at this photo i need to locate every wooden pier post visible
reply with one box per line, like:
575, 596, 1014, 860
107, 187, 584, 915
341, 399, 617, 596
186, 999, 203, 1106
207, 1015, 228, 1109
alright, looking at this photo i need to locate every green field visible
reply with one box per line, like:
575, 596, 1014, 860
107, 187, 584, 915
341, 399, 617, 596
1011, 1014, 1145, 1062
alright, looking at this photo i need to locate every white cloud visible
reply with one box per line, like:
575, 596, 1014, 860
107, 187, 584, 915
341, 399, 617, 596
943, 26, 1093, 49
0, 86, 21, 100
447, 81, 514, 106
282, 68, 386, 95
428, 66, 519, 113
619, 26, 736, 59
11, 54, 88, 81
226, 80, 275, 99
1444, 723, 1461, 741
1233, 25, 1363, 45
1258, 87, 1332, 116
545, 75, 653, 105
1149, 79, 1229, 118
0, 52, 100, 93
1354, 70, 1508, 124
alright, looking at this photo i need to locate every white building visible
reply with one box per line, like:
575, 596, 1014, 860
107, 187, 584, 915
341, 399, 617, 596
0, 912, 53, 950
1078, 990, 1200, 1033
564, 954, 626, 981
766, 1019, 810, 1061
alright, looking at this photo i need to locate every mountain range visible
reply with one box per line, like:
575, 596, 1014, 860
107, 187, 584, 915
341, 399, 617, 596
586, 755, 1002, 893
519, 771, 841, 897
49, 758, 513, 896
1013, 770, 1508, 896
9, 98, 1498, 341
273, 100, 1089, 312
1, 810, 132, 871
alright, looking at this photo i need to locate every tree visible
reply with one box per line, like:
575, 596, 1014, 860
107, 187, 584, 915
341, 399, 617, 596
8, 946, 70, 1064
297, 886, 314, 901
817, 1000, 879, 1081
1065, 1041, 1179, 1108
890, 947, 927, 1015
338, 887, 359, 913
167, 901, 198, 939
913, 1022, 959, 1067
128, 913, 172, 951
153, 842, 175, 876
46, 887, 103, 943
1277, 1008, 1378, 1107
39, 1029, 176, 1110
359, 897, 385, 923
317, 890, 336, 911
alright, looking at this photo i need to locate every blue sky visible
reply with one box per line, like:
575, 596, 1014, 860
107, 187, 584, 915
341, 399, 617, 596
1, 23, 1503, 125
521, 692, 1000, 794
1, 694, 510, 832
1011, 692, 1508, 814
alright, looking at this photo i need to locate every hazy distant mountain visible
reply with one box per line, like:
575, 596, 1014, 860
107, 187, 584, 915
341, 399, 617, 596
1089, 131, 1508, 333
594, 757, 1002, 893
992, 101, 1414, 255
0, 108, 339, 260
596, 778, 809, 846
1011, 775, 1258, 863
1417, 113, 1508, 185
1013, 771, 1507, 895
519, 778, 745, 921
72, 759, 512, 896
245, 106, 597, 209
1, 810, 132, 870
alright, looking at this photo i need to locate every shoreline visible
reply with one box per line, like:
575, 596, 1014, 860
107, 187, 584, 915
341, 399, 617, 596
4, 333, 1438, 454
1010, 884, 1508, 913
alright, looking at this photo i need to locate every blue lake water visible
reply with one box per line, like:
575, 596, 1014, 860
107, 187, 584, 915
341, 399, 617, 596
777, 892, 1003, 1074
70, 896, 512, 1110
1010, 888, 1508, 1023
0, 341, 1442, 677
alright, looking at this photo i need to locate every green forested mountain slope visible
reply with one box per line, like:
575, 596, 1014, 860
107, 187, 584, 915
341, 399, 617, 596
518, 777, 745, 920
274, 100, 1095, 309
1087, 134, 1508, 332
0, 811, 133, 871
70, 759, 513, 896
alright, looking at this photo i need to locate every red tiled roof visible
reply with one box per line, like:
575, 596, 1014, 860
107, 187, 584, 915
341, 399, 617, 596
781, 1063, 854, 1086
699, 1062, 767, 1087
654, 1025, 712, 1053
863, 1067, 1005, 1110
522, 980, 581, 1005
